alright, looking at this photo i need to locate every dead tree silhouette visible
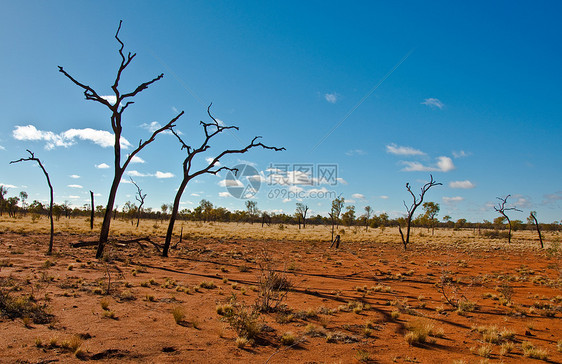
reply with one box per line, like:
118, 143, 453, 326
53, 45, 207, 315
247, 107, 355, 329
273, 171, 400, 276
398, 175, 441, 250
58, 20, 183, 258
10, 150, 55, 255
493, 195, 521, 244
162, 104, 284, 257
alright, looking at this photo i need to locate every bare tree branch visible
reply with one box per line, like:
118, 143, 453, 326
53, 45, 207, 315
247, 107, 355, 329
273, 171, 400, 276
10, 150, 55, 255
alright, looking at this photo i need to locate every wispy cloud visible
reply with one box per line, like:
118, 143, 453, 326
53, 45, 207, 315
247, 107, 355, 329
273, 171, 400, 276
0, 183, 18, 189
67, 184, 83, 189
206, 157, 220, 166
386, 143, 426, 156
352, 193, 365, 200
324, 93, 338, 104
401, 156, 455, 172
0, 145, 5, 150
218, 192, 230, 197
95, 163, 110, 169
125, 170, 174, 179
155, 171, 174, 179
345, 149, 366, 156
449, 180, 475, 189
421, 98, 444, 109
452, 150, 470, 158
139, 121, 175, 135
542, 191, 562, 205
69, 174, 80, 179
130, 155, 145, 164
379, 195, 389, 199
443, 196, 464, 204
13, 125, 131, 150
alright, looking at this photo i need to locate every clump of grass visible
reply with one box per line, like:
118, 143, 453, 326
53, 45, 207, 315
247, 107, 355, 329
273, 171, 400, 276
172, 306, 186, 324
102, 310, 116, 319
145, 294, 156, 302
500, 341, 515, 356
200, 281, 216, 289
235, 336, 248, 349
0, 290, 53, 324
100, 297, 110, 311
470, 344, 492, 358
304, 323, 326, 337
557, 340, 562, 353
216, 303, 235, 317
356, 349, 371, 362
280, 332, 296, 345
60, 335, 82, 353
522, 341, 548, 360
390, 310, 400, 320
120, 290, 135, 301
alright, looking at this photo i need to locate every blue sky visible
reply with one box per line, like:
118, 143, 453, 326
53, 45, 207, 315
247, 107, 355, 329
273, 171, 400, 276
1, 1, 561, 223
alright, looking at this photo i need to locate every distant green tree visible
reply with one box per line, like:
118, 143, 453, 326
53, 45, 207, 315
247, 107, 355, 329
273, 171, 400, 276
329, 197, 345, 241
341, 205, 356, 226
422, 202, 440, 235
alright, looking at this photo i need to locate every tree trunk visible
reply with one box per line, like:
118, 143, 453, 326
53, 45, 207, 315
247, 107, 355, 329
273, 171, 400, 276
97, 172, 123, 259
163, 178, 188, 257
90, 190, 94, 230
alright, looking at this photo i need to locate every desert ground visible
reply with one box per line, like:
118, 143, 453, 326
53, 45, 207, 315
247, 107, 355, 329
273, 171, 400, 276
1, 216, 561, 363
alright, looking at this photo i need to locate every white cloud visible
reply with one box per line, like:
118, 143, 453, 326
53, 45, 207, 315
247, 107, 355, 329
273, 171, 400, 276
345, 149, 366, 156
218, 192, 230, 197
95, 163, 110, 169
452, 150, 470, 158
443, 196, 464, 204
0, 145, 5, 150
218, 179, 244, 188
324, 93, 338, 104
13, 125, 131, 150
289, 185, 304, 194
68, 195, 80, 199
401, 156, 455, 172
155, 171, 174, 179
449, 180, 475, 189
421, 98, 444, 109
436, 157, 455, 172
67, 184, 83, 189
352, 193, 365, 200
190, 193, 200, 197
0, 183, 18, 189
282, 198, 291, 203
101, 95, 117, 106
206, 157, 220, 166
127, 170, 149, 177
337, 178, 348, 185
386, 143, 426, 156
140, 121, 174, 135
379, 195, 389, 199
130, 155, 145, 164
345, 199, 356, 204
69, 174, 80, 179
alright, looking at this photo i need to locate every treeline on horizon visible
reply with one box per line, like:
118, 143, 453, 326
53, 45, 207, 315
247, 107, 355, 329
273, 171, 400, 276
1, 191, 561, 232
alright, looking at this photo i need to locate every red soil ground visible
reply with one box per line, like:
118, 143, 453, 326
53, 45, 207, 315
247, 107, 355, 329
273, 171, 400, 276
1, 231, 561, 363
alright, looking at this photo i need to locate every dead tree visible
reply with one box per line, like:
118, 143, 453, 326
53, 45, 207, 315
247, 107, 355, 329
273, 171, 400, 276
130, 178, 146, 228
58, 21, 183, 258
493, 195, 521, 244
162, 104, 284, 257
398, 175, 441, 250
90, 190, 94, 230
295, 203, 309, 229
10, 150, 55, 255
528, 211, 544, 248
